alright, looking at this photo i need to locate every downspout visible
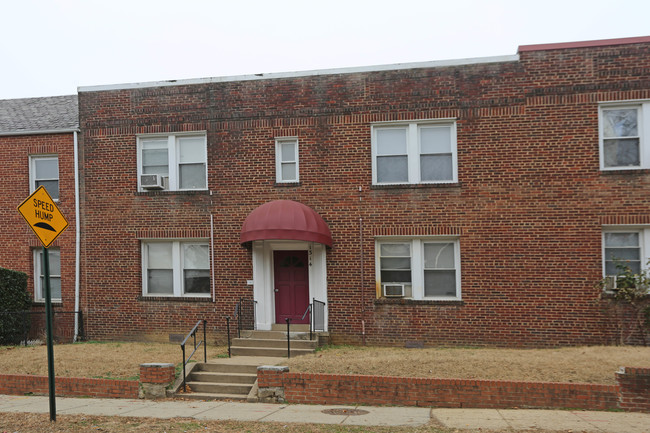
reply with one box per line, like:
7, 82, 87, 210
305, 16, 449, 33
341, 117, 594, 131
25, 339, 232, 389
360, 216, 365, 346
73, 130, 81, 342
359, 185, 366, 346
210, 213, 216, 303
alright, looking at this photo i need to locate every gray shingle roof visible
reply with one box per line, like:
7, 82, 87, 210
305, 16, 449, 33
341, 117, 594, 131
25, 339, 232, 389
0, 95, 78, 134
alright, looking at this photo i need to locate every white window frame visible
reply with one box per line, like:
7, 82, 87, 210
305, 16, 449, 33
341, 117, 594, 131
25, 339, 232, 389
34, 248, 61, 302
137, 133, 208, 191
30, 155, 59, 201
141, 240, 211, 297
275, 137, 299, 183
599, 101, 650, 170
602, 227, 650, 279
371, 119, 458, 185
375, 237, 461, 300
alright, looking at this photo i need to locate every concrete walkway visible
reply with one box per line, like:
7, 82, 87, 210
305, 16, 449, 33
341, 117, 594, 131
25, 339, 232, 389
2, 394, 650, 431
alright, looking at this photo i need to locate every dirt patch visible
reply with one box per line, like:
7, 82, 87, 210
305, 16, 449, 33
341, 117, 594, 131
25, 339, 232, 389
286, 345, 650, 384
0, 412, 558, 433
0, 341, 226, 379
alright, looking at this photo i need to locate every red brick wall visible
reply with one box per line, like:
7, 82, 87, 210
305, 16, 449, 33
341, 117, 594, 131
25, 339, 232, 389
258, 368, 621, 411
617, 367, 650, 412
139, 363, 175, 384
0, 374, 138, 399
77, 40, 650, 346
0, 133, 78, 341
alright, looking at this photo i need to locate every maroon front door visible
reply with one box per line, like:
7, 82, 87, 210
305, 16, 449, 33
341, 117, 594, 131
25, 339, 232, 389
274, 250, 309, 324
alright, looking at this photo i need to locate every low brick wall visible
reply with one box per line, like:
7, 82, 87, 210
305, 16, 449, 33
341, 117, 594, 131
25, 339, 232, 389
0, 374, 138, 399
617, 367, 650, 412
257, 368, 625, 411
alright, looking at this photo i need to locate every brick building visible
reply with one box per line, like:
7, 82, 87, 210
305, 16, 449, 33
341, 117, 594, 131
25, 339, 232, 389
0, 95, 81, 341
5, 36, 646, 347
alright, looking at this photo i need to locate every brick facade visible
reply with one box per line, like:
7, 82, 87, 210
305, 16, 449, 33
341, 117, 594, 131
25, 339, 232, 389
68, 36, 650, 346
0, 130, 78, 341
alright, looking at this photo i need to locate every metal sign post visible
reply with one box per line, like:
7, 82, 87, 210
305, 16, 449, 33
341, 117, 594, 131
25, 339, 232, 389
42, 246, 56, 421
17, 186, 69, 422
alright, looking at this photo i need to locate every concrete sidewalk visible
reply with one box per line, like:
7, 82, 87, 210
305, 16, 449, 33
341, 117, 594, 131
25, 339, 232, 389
1, 394, 649, 432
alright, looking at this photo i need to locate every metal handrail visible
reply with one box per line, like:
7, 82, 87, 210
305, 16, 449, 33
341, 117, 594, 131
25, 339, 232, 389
180, 319, 207, 392
234, 297, 257, 338
285, 318, 292, 358
225, 316, 232, 358
301, 303, 313, 341
313, 298, 326, 332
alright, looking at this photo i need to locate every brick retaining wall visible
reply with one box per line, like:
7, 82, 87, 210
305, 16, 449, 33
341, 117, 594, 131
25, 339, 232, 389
617, 367, 650, 412
258, 366, 650, 412
0, 374, 138, 399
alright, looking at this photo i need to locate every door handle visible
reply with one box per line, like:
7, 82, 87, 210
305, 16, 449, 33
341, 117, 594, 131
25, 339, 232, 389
274, 289, 279, 292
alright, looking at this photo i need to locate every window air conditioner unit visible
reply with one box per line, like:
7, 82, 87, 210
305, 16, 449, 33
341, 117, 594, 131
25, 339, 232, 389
604, 276, 617, 292
383, 283, 405, 298
141, 174, 165, 190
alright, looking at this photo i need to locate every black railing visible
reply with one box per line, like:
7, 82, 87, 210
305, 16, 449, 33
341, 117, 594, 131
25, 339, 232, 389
234, 297, 257, 338
299, 298, 326, 341
225, 316, 232, 358
313, 298, 326, 332
285, 317, 292, 358
0, 310, 84, 345
180, 319, 207, 392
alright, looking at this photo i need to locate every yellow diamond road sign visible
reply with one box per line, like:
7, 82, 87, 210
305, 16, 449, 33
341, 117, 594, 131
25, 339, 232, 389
18, 186, 69, 248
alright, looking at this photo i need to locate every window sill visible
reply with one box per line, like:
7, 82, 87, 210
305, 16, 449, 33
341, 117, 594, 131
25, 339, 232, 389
32, 301, 63, 307
138, 295, 213, 303
600, 168, 650, 176
135, 190, 211, 196
371, 182, 461, 190
375, 297, 464, 306
274, 181, 302, 188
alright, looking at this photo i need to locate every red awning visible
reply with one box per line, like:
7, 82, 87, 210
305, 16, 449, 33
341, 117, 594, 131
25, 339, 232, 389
240, 200, 333, 247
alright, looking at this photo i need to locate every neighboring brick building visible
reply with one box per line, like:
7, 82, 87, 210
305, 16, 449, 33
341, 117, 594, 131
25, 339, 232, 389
0, 95, 80, 341
12, 35, 644, 347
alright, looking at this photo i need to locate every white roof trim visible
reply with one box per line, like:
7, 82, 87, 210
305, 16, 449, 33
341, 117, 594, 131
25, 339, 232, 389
78, 55, 520, 93
0, 128, 79, 137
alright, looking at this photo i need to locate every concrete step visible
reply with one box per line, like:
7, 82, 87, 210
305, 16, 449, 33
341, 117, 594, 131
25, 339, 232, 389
196, 363, 257, 374
231, 338, 317, 349
271, 324, 310, 332
190, 371, 256, 384
230, 346, 315, 358
241, 330, 311, 340
181, 392, 247, 401
186, 381, 253, 395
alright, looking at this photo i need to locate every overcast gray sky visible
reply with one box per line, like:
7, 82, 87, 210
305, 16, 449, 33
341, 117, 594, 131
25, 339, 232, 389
2, 0, 649, 100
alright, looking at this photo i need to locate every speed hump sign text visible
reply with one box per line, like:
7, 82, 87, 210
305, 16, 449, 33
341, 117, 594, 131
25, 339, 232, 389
18, 186, 69, 248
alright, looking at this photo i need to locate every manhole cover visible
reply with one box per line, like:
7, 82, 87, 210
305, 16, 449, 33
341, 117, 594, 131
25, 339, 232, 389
321, 408, 369, 416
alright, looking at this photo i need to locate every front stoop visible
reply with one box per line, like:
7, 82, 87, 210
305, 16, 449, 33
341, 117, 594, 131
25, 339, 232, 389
231, 328, 318, 358
182, 362, 257, 401
177, 327, 319, 401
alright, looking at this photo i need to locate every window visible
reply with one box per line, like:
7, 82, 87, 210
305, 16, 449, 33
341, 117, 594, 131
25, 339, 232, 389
34, 248, 61, 302
142, 241, 210, 296
30, 156, 59, 200
603, 228, 650, 272
138, 133, 207, 191
372, 120, 457, 185
600, 102, 649, 170
276, 137, 299, 183
376, 238, 461, 300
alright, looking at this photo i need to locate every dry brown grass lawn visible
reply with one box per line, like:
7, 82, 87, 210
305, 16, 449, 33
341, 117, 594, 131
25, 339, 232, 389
1, 342, 649, 385
286, 345, 650, 385
0, 341, 226, 379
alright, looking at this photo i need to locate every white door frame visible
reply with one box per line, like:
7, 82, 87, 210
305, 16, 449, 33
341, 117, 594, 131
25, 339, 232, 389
251, 240, 328, 331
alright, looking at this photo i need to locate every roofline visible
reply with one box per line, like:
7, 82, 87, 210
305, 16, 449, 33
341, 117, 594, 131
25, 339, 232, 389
0, 128, 79, 137
518, 35, 650, 52
78, 54, 520, 93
